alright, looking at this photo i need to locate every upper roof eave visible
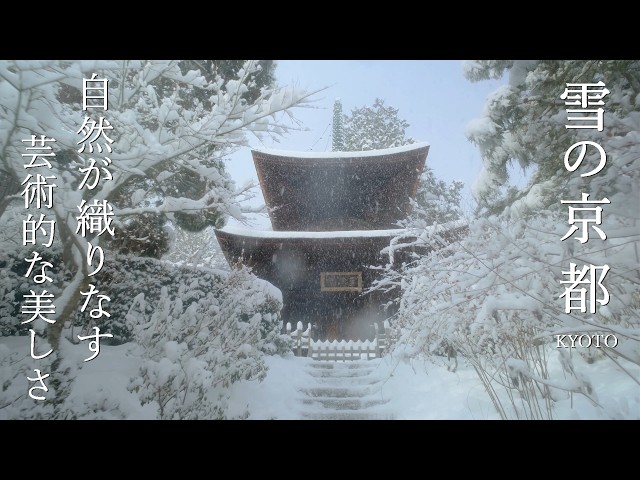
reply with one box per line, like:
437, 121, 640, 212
252, 142, 430, 163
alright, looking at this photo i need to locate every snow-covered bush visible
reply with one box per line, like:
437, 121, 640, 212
1, 250, 287, 419
1, 200, 288, 419
0, 241, 71, 337
126, 266, 287, 419
0, 236, 288, 352
78, 252, 288, 350
385, 206, 639, 419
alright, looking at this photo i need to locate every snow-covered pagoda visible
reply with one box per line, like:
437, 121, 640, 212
215, 143, 429, 341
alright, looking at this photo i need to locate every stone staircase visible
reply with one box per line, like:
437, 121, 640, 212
298, 360, 393, 419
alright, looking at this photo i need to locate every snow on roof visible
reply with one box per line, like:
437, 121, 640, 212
218, 226, 408, 239
253, 142, 430, 159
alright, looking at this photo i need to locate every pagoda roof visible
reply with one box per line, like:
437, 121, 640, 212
219, 226, 406, 240
214, 221, 467, 283
252, 143, 429, 231
215, 227, 404, 285
253, 142, 430, 162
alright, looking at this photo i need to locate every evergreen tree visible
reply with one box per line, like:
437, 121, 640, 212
343, 98, 414, 151
413, 168, 464, 226
463, 60, 640, 216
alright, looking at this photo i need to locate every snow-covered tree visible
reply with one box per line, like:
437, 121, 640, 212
109, 60, 278, 252
390, 61, 640, 419
343, 98, 414, 151
331, 98, 345, 151
0, 60, 316, 353
464, 60, 640, 216
348, 98, 466, 348
163, 225, 229, 270
413, 168, 464, 226
0, 60, 318, 416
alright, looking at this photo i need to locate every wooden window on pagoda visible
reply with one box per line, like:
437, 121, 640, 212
320, 272, 362, 292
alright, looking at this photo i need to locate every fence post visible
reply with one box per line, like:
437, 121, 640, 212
296, 321, 303, 357
374, 322, 381, 358
383, 320, 391, 356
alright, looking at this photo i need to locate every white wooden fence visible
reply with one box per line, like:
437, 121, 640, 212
285, 320, 390, 361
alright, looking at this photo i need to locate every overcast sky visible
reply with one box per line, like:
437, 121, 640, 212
225, 60, 508, 229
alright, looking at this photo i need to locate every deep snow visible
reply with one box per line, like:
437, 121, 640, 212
3, 335, 638, 419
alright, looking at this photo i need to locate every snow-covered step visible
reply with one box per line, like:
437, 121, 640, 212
309, 375, 384, 387
301, 397, 388, 410
301, 411, 394, 420
306, 367, 377, 378
296, 357, 393, 419
301, 386, 376, 398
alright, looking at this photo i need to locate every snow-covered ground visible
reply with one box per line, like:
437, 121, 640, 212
228, 350, 640, 420
227, 354, 499, 419
3, 335, 638, 419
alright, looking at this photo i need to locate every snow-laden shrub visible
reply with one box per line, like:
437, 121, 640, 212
1, 252, 287, 419
1, 232, 288, 419
0, 243, 289, 355
126, 266, 288, 419
384, 211, 639, 419
0, 242, 71, 337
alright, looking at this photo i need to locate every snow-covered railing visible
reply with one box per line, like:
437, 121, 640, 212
285, 320, 390, 361
310, 338, 379, 361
